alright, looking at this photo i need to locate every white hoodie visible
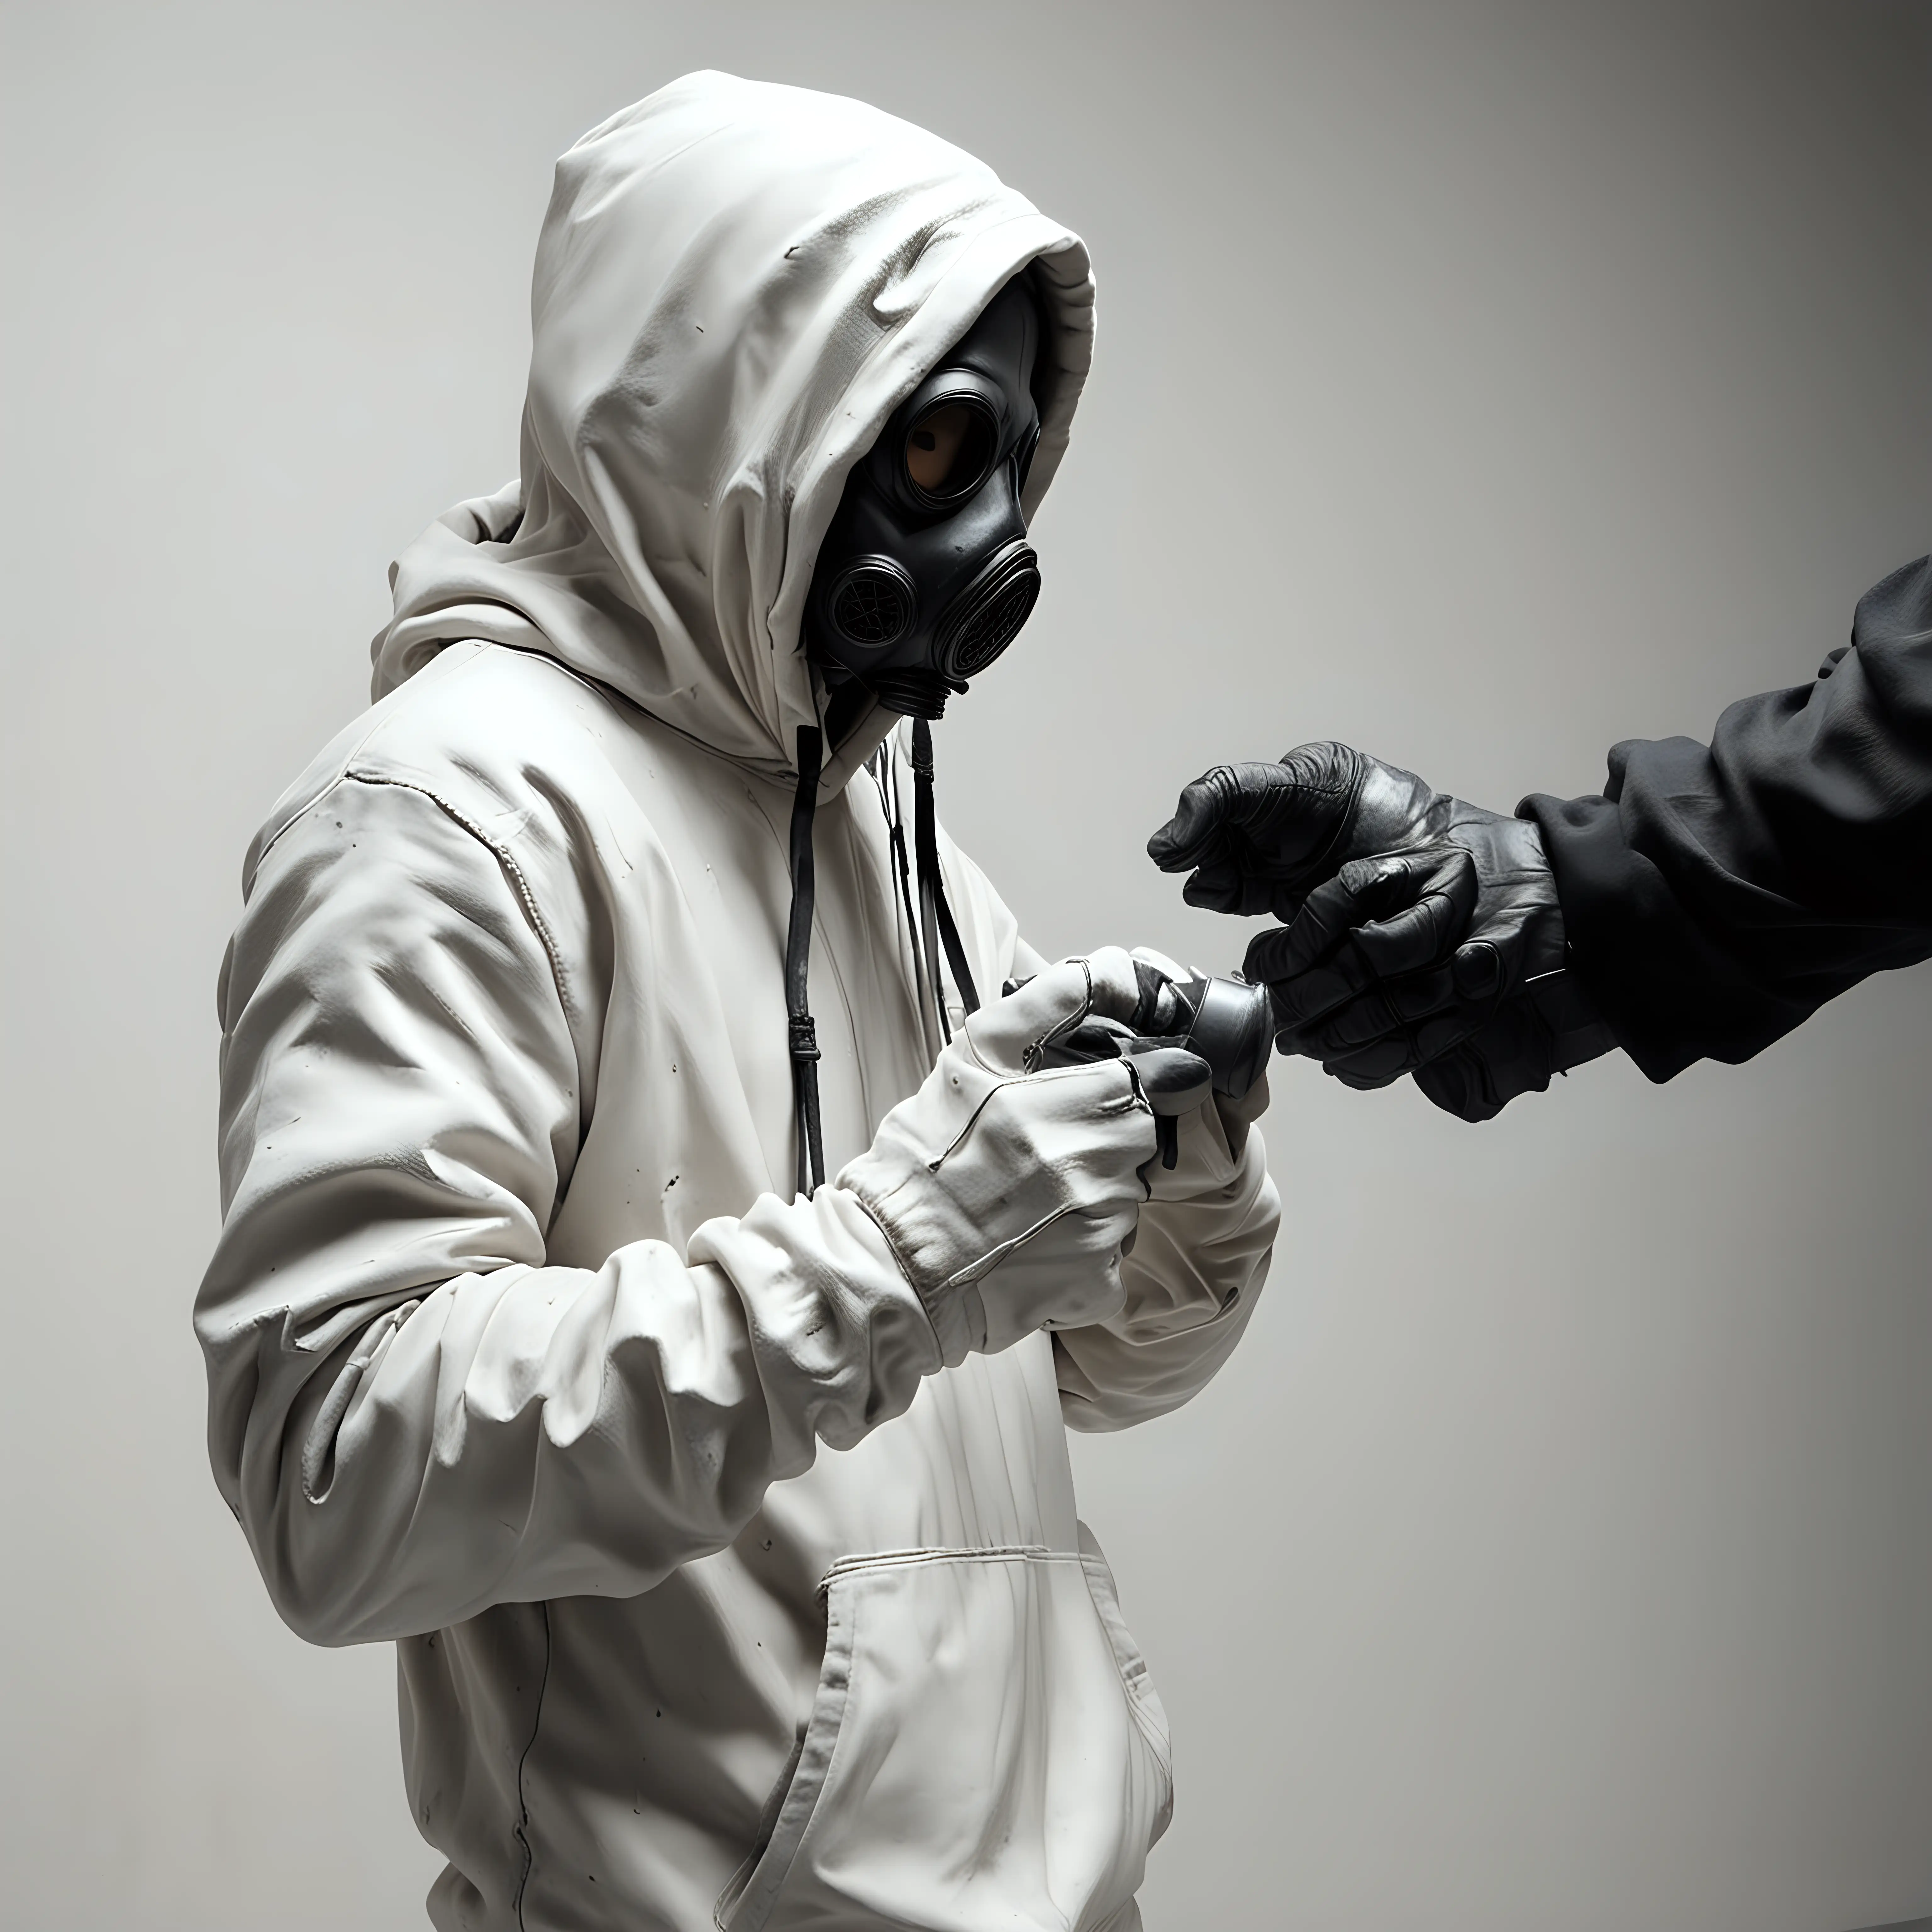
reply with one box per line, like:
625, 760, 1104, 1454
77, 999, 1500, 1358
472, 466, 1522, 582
197, 73, 1278, 1932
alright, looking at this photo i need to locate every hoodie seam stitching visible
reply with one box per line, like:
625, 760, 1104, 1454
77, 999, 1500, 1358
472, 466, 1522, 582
338, 770, 574, 1021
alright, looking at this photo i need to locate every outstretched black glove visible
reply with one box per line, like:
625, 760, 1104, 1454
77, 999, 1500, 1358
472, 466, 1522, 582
1147, 742, 1615, 1121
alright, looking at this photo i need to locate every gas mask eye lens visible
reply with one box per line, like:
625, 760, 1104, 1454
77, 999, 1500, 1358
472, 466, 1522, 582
904, 398, 995, 502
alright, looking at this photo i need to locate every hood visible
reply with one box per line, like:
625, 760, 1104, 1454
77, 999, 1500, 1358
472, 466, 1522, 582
369, 71, 1096, 798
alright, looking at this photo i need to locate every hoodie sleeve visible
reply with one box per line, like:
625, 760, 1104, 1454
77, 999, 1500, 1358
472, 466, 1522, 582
195, 774, 940, 1647
986, 944, 1279, 1434
930, 852, 1279, 1429
1520, 558, 1932, 1080
1052, 1083, 1278, 1433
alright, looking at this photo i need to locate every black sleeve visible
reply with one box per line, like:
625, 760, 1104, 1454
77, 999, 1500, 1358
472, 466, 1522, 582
1519, 556, 1932, 1083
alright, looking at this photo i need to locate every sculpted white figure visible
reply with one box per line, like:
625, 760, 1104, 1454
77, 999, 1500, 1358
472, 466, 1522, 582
196, 71, 1279, 1932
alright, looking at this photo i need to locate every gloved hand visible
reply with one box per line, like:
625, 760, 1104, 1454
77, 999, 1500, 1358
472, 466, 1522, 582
839, 949, 1209, 1359
1030, 947, 1274, 1169
1147, 743, 1614, 1122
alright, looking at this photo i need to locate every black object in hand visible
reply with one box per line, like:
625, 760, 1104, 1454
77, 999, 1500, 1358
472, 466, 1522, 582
1033, 957, 1273, 1167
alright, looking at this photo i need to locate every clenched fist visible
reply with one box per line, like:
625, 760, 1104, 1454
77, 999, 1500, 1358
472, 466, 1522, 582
1148, 743, 1613, 1121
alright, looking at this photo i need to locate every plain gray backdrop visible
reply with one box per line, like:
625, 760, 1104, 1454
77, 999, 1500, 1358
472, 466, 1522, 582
3, 3, 1929, 1928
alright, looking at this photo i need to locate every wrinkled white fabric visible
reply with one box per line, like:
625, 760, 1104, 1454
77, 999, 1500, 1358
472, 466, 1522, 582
197, 72, 1278, 1932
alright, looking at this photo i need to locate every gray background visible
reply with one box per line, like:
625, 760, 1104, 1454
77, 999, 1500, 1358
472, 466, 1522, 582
3, 3, 1928, 1927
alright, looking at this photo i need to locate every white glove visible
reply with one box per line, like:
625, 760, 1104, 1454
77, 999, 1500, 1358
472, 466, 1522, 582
840, 949, 1198, 1362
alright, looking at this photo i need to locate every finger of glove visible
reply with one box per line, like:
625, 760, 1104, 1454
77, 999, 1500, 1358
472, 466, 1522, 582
1243, 846, 1460, 983
1326, 1061, 1407, 1091
1144, 761, 1283, 869
1259, 953, 1376, 1030
1423, 997, 1561, 1119
1392, 1007, 1493, 1072
1260, 931, 1454, 1031
1275, 991, 1392, 1058
1316, 1035, 1417, 1084
1345, 752, 1449, 853
1150, 748, 1362, 877
1451, 941, 1505, 1001
1348, 854, 1478, 978
963, 948, 1143, 1075
1180, 858, 1273, 916
1413, 1045, 1504, 1123
1284, 980, 1419, 1057
1287, 966, 1470, 1056
1240, 878, 1390, 992
1126, 1045, 1214, 1114
1277, 953, 1494, 1061
1383, 964, 1463, 1024
1268, 741, 1368, 860
1245, 881, 1363, 985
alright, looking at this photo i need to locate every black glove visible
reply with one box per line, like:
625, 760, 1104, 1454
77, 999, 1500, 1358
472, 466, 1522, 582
1147, 742, 1615, 1121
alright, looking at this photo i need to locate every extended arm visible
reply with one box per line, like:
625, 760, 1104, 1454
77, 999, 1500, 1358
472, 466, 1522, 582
1148, 557, 1932, 1113
1523, 555, 1932, 1079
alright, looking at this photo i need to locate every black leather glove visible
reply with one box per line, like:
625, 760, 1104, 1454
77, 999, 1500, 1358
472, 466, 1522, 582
1147, 742, 1616, 1121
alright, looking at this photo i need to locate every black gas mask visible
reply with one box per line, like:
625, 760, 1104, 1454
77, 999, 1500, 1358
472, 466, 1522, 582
808, 275, 1045, 723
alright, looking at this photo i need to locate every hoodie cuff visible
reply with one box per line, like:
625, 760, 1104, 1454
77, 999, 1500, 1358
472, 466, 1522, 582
1519, 790, 1708, 1081
689, 1186, 951, 1446
837, 1185, 979, 1368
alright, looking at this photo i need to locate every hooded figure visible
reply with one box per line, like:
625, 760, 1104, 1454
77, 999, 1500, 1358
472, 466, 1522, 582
197, 74, 1278, 1932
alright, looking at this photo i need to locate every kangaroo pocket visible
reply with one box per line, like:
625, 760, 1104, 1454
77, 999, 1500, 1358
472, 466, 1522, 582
717, 1528, 1172, 1932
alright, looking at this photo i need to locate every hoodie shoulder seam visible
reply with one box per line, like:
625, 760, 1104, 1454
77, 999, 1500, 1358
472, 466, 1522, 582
336, 769, 574, 1021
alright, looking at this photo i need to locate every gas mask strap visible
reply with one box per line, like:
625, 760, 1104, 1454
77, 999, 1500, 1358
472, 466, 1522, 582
880, 751, 938, 1060
910, 720, 982, 1047
936, 885, 981, 1017
784, 725, 826, 1196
